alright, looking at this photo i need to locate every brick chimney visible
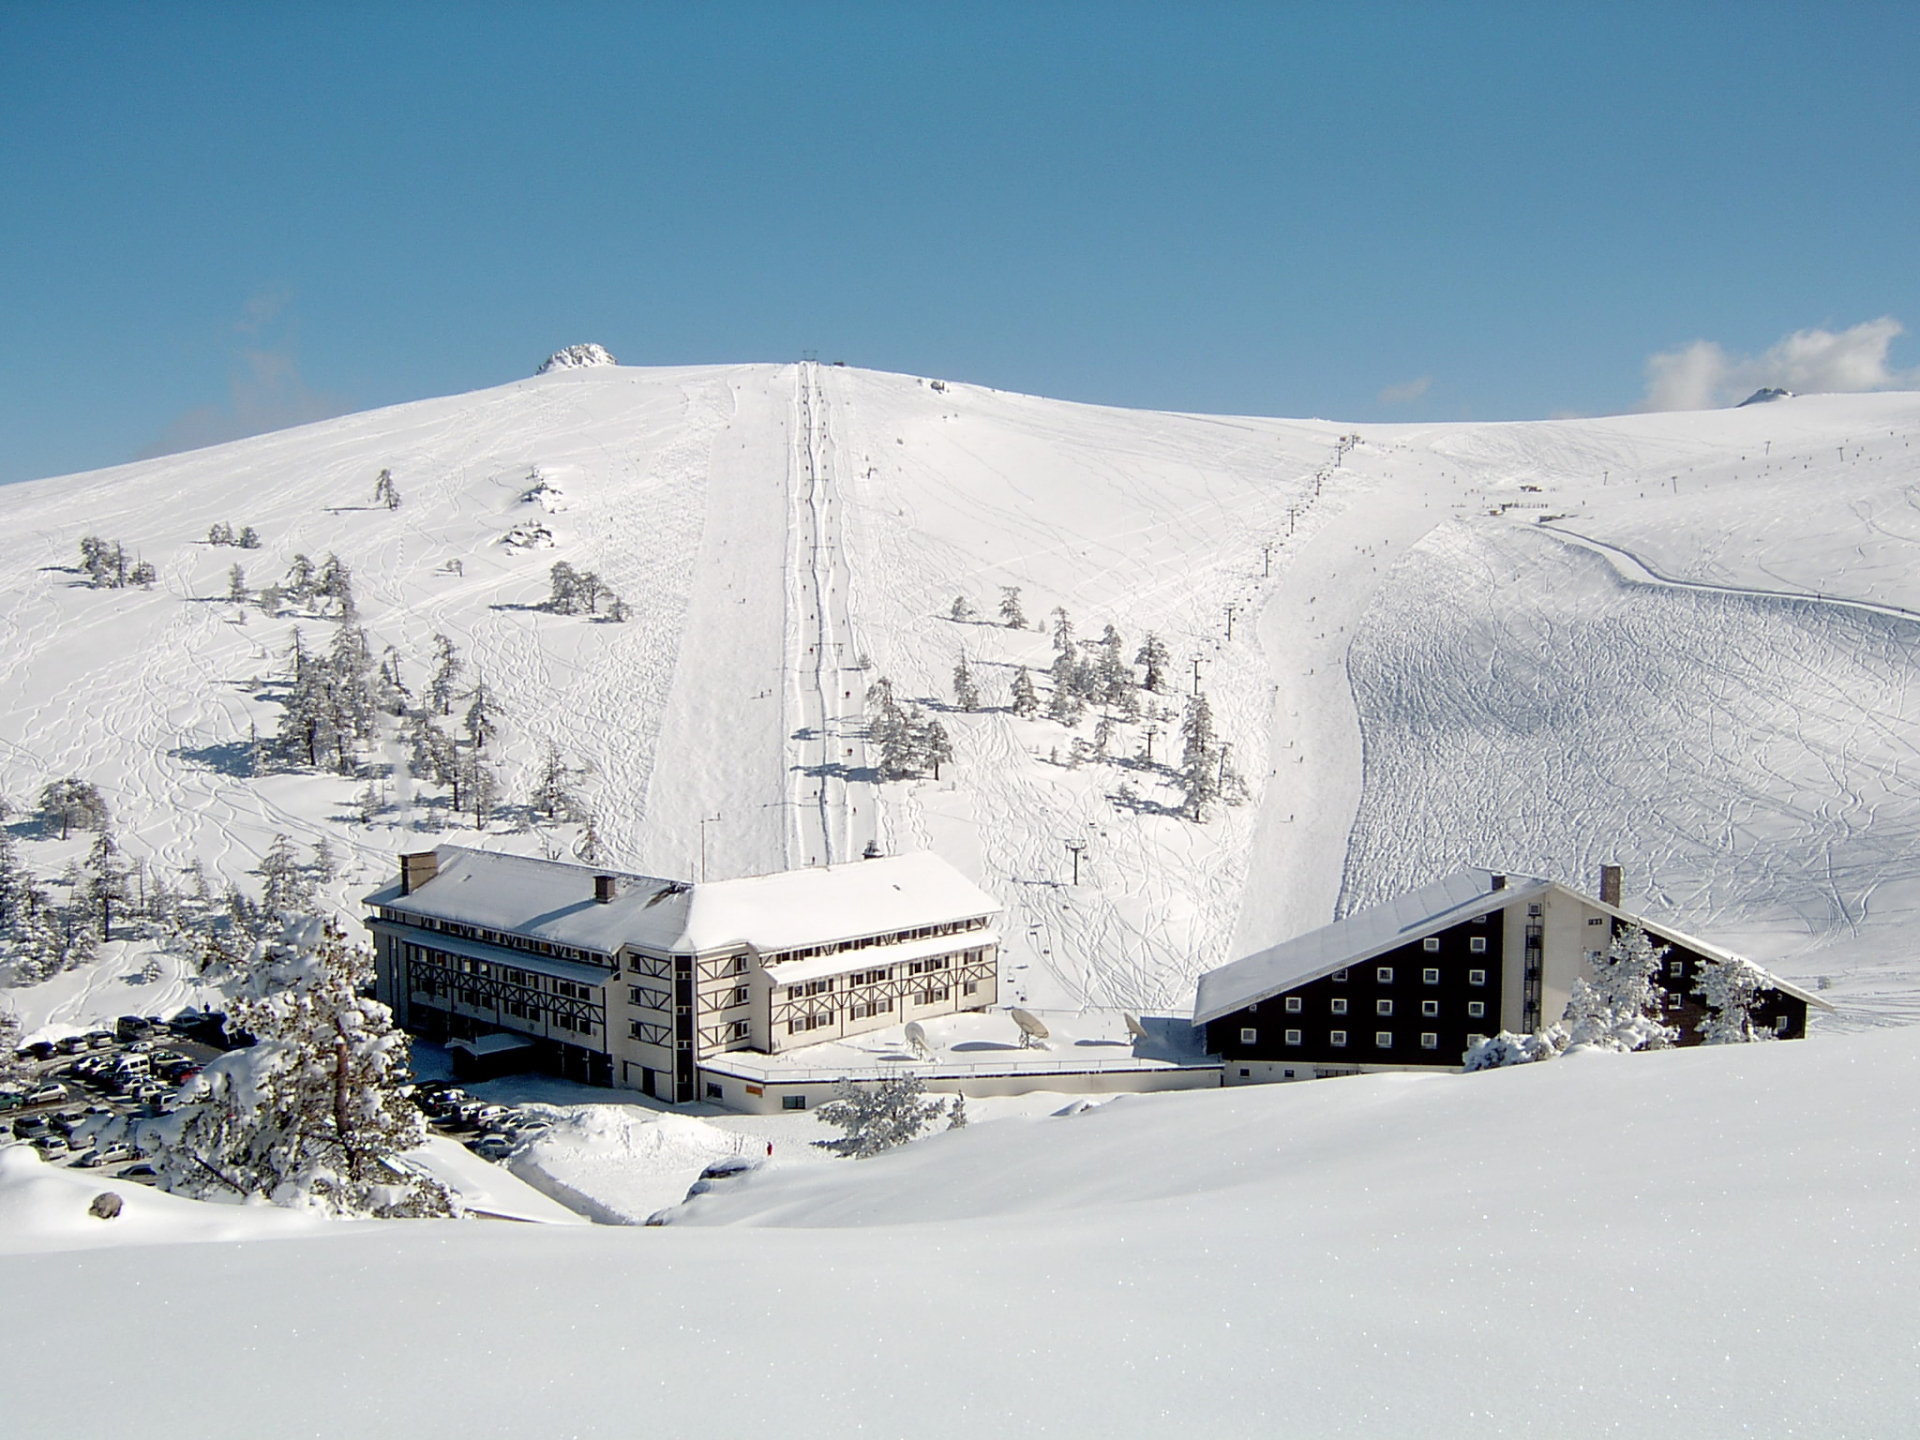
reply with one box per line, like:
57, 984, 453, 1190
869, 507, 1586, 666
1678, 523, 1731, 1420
594, 874, 617, 904
1600, 864, 1623, 907
399, 851, 439, 896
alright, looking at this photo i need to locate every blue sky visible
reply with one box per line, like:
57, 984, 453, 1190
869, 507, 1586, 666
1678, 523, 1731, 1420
3, 2, 1917, 483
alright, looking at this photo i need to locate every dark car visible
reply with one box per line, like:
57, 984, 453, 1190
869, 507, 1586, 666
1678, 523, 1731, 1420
117, 1015, 157, 1042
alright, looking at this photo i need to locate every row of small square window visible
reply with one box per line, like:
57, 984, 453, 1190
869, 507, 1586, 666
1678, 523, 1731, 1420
1329, 965, 1489, 985
1284, 997, 1490, 1019
1240, 1028, 1457, 1049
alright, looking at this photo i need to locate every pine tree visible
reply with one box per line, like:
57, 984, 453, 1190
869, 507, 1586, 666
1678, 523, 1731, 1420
372, 468, 401, 510
952, 655, 980, 712
949, 595, 975, 622
1047, 650, 1085, 725
1135, 633, 1171, 693
1692, 953, 1774, 1044
209, 521, 235, 547
152, 921, 453, 1217
0, 1011, 24, 1090
428, 633, 463, 715
226, 563, 249, 603
920, 719, 953, 780
284, 553, 316, 604
1051, 607, 1075, 654
1563, 924, 1679, 1052
547, 560, 582, 614
529, 743, 577, 821
0, 823, 25, 940
315, 553, 355, 619
946, 1091, 968, 1129
310, 837, 338, 886
998, 585, 1026, 629
575, 811, 603, 864
83, 828, 129, 939
463, 677, 498, 751
259, 834, 313, 918
1094, 623, 1132, 706
812, 1074, 946, 1157
1177, 692, 1221, 820
39, 778, 109, 840
237, 525, 261, 549
1010, 666, 1039, 718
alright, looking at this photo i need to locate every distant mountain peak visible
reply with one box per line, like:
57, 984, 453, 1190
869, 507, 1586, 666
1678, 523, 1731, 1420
1737, 387, 1794, 407
537, 344, 617, 374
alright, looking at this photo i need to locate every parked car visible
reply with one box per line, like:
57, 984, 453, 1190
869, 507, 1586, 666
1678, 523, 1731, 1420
31, 1133, 69, 1157
85, 1031, 116, 1050
75, 1142, 136, 1168
119, 1163, 159, 1183
0, 1091, 24, 1114
683, 1155, 765, 1201
12, 1115, 50, 1138
55, 1035, 90, 1056
24, 1082, 69, 1106
117, 1015, 157, 1042
471, 1134, 520, 1161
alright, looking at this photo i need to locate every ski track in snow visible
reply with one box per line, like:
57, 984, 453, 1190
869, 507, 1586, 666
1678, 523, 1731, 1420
7, 372, 1920, 1033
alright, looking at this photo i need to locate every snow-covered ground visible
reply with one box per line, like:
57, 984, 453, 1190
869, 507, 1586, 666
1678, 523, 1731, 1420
4, 1024, 1914, 1436
5, 364, 1920, 1031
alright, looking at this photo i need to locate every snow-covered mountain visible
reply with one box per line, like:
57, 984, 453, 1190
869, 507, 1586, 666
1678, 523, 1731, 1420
5, 361, 1920, 1030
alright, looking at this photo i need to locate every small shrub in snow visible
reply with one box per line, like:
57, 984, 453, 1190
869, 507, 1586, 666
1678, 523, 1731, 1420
537, 343, 617, 373
1463, 1026, 1568, 1070
813, 1075, 946, 1158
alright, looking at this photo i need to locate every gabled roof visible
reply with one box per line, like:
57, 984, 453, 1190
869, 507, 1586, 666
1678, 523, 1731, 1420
1193, 867, 1832, 1026
369, 846, 1001, 956
1195, 869, 1545, 1025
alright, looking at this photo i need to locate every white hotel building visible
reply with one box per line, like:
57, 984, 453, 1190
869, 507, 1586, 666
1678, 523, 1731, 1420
367, 846, 1002, 1107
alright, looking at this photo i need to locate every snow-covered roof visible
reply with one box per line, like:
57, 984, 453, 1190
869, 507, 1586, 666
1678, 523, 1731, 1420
1195, 870, 1548, 1025
371, 847, 1001, 957
1193, 867, 1830, 1025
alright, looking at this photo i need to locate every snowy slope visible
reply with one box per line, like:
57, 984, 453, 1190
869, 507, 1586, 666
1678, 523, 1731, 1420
3, 1026, 1914, 1437
3, 363, 1920, 1028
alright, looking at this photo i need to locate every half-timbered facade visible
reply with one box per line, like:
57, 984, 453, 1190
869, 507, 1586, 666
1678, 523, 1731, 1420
367, 846, 1002, 1104
1195, 867, 1830, 1084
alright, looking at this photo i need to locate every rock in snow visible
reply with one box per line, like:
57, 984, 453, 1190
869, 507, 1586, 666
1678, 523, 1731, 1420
1737, 386, 1794, 405
536, 343, 617, 374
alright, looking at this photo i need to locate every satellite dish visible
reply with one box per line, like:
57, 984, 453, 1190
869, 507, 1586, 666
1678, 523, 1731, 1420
1124, 1013, 1150, 1042
1009, 1008, 1051, 1048
903, 1021, 933, 1059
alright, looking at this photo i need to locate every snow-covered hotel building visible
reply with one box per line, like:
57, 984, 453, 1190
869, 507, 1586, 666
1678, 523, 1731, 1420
1195, 867, 1830, 1084
367, 847, 1001, 1105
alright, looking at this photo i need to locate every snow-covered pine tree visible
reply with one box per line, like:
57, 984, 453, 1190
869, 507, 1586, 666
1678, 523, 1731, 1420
372, 468, 401, 510
153, 920, 453, 1217
1047, 650, 1085, 725
1176, 692, 1222, 820
1563, 924, 1679, 1052
464, 677, 498, 751
310, 837, 338, 887
0, 1011, 24, 1089
946, 1091, 968, 1129
812, 1074, 947, 1157
1010, 666, 1039, 718
575, 811, 603, 864
39, 777, 109, 840
1051, 607, 1075, 654
237, 525, 261, 549
428, 633, 463, 716
547, 560, 581, 615
127, 557, 156, 588
0, 823, 25, 941
919, 719, 953, 780
374, 646, 411, 715
315, 553, 356, 619
284, 553, 316, 605
1135, 632, 1171, 693
1463, 1026, 1569, 1070
226, 563, 249, 603
604, 594, 630, 623
999, 585, 1027, 629
1094, 624, 1132, 705
82, 828, 129, 939
455, 751, 497, 827
259, 834, 314, 919
949, 595, 975, 622
1691, 953, 1774, 1044
529, 743, 578, 821
952, 654, 980, 712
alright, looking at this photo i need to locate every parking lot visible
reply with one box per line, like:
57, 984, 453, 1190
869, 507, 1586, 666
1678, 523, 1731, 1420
408, 1082, 554, 1163
3, 1015, 230, 1182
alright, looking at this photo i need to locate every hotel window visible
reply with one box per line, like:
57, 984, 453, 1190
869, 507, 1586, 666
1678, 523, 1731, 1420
782, 1095, 806, 1111
728, 1020, 750, 1040
1470, 937, 1488, 953
1240, 1027, 1258, 1045
731, 986, 750, 1007
1466, 1033, 1488, 1048
1588, 917, 1605, 926
1376, 999, 1393, 1017
1669, 960, 1685, 978
1330, 997, 1349, 1016
1284, 996, 1302, 1013
1377, 967, 1394, 983
1468, 969, 1487, 986
1375, 1031, 1394, 1048
1467, 1001, 1486, 1019
1423, 967, 1440, 984
1332, 969, 1349, 982
1421, 1000, 1439, 1018
1666, 993, 1684, 1010
1284, 1029, 1302, 1046
1330, 1030, 1348, 1047
1420, 1032, 1439, 1049
705, 1082, 724, 1100
1422, 937, 1440, 952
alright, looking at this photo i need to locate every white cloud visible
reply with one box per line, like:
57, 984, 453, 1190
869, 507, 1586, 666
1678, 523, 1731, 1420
137, 293, 352, 460
1638, 317, 1917, 411
1376, 375, 1432, 407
